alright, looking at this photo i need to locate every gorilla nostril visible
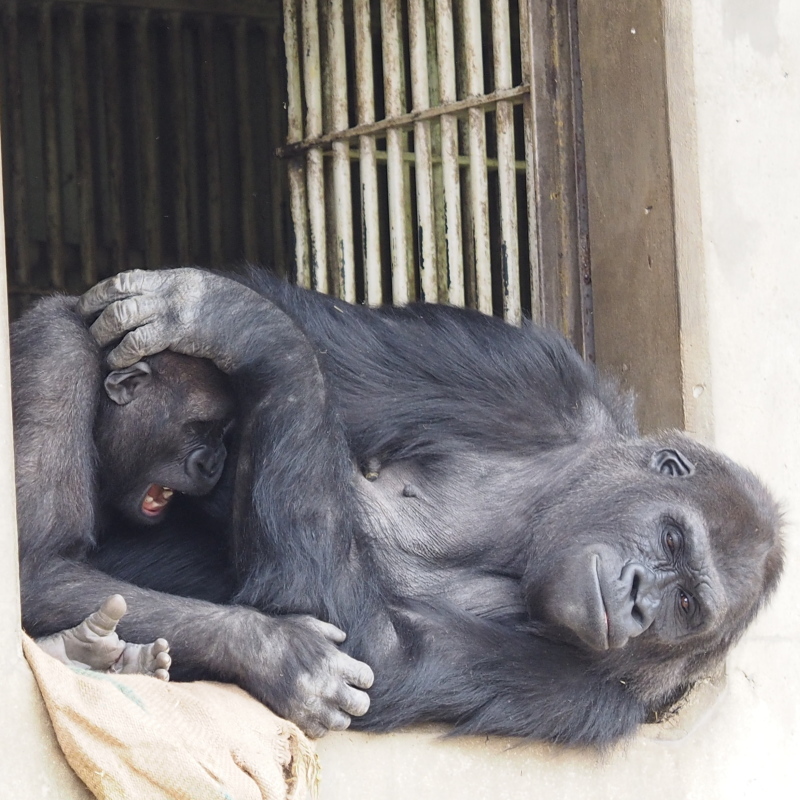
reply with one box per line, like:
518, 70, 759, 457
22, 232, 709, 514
630, 571, 640, 601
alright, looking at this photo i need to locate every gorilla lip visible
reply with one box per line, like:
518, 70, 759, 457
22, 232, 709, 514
141, 484, 174, 516
593, 555, 610, 650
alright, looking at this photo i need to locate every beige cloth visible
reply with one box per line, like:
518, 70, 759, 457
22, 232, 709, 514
23, 635, 318, 800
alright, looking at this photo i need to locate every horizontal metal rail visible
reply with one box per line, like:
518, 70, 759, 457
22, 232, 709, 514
277, 84, 531, 157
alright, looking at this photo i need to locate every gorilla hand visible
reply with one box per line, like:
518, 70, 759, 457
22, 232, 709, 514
77, 268, 311, 377
236, 612, 374, 738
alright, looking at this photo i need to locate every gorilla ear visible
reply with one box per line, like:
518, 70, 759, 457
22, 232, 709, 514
650, 448, 695, 477
104, 362, 153, 406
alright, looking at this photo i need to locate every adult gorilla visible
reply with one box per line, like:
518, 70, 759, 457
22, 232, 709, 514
79, 267, 784, 746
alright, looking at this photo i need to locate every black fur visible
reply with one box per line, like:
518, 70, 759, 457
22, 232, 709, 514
86, 268, 785, 746
13, 294, 376, 737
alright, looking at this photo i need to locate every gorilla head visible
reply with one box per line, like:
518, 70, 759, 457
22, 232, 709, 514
95, 352, 234, 525
523, 430, 783, 709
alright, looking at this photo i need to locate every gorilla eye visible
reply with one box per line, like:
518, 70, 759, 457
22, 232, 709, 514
678, 590, 692, 614
650, 448, 695, 477
662, 524, 684, 557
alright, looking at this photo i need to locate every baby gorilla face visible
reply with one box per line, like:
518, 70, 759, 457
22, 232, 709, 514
96, 351, 235, 525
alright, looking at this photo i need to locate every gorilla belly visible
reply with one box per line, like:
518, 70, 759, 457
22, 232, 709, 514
356, 455, 526, 618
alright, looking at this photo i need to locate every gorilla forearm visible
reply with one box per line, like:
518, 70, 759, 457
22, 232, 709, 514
21, 556, 371, 734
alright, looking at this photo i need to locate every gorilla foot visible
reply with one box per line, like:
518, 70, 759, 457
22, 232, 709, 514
36, 594, 171, 681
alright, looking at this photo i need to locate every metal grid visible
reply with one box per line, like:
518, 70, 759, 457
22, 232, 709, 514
281, 0, 592, 354
1, 0, 591, 355
0, 0, 290, 318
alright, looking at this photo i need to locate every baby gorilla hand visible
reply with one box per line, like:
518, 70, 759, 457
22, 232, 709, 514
238, 614, 374, 738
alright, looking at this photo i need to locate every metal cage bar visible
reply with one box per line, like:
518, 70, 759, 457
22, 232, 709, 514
492, 0, 521, 323
38, 2, 65, 289
408, 0, 437, 303
327, 0, 356, 302
283, 0, 310, 287
434, 0, 464, 307
461, 0, 492, 315
301, 0, 327, 293
380, 0, 410, 305
354, 0, 382, 306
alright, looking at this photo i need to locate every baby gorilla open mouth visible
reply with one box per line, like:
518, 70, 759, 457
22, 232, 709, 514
141, 484, 174, 516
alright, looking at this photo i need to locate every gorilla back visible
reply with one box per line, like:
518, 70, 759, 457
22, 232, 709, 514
82, 267, 785, 746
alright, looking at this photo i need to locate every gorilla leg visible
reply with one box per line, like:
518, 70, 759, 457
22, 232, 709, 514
36, 594, 171, 680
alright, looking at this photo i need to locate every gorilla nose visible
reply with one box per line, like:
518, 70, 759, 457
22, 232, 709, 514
617, 562, 660, 639
187, 445, 226, 488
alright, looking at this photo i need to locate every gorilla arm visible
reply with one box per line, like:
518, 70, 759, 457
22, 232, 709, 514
13, 295, 372, 736
79, 269, 375, 624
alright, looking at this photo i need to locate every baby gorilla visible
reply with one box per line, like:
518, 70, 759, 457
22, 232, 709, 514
28, 347, 232, 679
37, 594, 171, 680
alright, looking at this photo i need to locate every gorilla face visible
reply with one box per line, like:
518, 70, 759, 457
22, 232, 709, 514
96, 352, 235, 526
523, 432, 783, 699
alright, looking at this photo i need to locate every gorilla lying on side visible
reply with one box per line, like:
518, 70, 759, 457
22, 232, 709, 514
13, 296, 374, 733
77, 267, 784, 746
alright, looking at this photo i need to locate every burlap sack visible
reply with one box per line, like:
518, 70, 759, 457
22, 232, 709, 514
23, 634, 318, 800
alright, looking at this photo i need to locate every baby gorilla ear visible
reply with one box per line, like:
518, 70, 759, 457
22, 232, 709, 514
104, 361, 153, 406
650, 448, 695, 477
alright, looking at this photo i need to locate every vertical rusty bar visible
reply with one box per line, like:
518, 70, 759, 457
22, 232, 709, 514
380, 0, 410, 305
354, 0, 382, 306
70, 3, 97, 285
408, 0, 437, 303
168, 12, 190, 264
38, 2, 65, 288
301, 0, 328, 293
234, 18, 257, 263
200, 16, 222, 265
518, 0, 542, 322
462, 0, 491, 314
263, 19, 287, 270
100, 8, 127, 273
282, 0, 310, 287
492, 0, 521, 323
434, 0, 464, 306
4, 1, 31, 285
327, 0, 355, 302
134, 10, 161, 269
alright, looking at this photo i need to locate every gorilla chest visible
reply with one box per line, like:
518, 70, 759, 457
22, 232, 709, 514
355, 453, 526, 614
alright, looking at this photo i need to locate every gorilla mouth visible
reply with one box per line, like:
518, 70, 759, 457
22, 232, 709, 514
141, 485, 174, 516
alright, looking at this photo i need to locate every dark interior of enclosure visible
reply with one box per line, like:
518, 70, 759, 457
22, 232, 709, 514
0, 0, 291, 319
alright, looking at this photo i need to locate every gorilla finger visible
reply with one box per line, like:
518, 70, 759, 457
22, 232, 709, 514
338, 654, 375, 689
301, 720, 330, 739
77, 270, 159, 319
337, 685, 371, 718
88, 295, 164, 348
307, 618, 347, 644
323, 710, 353, 733
85, 594, 127, 634
105, 324, 168, 369
154, 651, 171, 670
154, 668, 170, 682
